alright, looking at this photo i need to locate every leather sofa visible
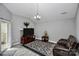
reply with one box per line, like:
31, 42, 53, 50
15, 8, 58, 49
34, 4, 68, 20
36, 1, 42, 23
53, 35, 77, 56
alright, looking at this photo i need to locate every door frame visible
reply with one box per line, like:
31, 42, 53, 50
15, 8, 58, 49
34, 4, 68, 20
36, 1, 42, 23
0, 19, 11, 52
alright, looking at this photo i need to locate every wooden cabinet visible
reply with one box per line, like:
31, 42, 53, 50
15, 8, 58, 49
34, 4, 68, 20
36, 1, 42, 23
21, 35, 35, 44
21, 28, 35, 44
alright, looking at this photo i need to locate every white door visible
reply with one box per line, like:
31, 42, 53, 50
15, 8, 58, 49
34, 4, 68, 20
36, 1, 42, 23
0, 19, 11, 52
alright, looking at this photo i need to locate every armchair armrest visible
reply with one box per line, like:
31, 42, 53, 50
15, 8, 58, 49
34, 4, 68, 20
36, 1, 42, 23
57, 39, 68, 46
55, 47, 70, 52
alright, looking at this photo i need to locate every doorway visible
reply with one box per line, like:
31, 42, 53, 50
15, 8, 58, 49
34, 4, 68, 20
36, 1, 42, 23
0, 19, 11, 52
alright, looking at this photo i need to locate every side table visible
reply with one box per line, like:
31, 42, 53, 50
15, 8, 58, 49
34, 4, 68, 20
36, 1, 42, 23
41, 36, 49, 42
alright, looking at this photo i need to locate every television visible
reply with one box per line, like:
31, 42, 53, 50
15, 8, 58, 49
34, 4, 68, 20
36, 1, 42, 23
23, 28, 34, 36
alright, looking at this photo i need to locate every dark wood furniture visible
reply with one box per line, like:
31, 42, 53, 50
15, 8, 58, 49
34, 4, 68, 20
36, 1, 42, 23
42, 36, 49, 42
21, 28, 35, 44
21, 35, 35, 44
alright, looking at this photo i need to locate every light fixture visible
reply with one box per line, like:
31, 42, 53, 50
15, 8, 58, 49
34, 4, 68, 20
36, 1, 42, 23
34, 3, 41, 20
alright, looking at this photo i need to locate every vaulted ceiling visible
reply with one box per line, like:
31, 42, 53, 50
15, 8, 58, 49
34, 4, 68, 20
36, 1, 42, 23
3, 3, 78, 22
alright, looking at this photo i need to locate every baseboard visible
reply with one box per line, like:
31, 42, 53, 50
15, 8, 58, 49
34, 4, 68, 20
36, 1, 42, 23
12, 42, 20, 46
49, 40, 57, 43
12, 40, 56, 46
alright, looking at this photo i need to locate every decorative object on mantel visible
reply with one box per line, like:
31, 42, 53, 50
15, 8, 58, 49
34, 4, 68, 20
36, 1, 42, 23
24, 22, 29, 28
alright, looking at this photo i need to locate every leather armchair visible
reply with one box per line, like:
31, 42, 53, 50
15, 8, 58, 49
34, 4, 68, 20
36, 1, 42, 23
53, 35, 77, 56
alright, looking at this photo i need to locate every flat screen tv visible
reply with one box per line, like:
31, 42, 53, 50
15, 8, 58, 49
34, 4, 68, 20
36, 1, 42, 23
23, 28, 34, 36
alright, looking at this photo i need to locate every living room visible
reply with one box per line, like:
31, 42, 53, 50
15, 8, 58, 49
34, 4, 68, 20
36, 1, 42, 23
0, 2, 79, 56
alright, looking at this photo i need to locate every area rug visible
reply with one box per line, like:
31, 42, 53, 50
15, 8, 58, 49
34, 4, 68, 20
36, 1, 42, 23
24, 40, 55, 56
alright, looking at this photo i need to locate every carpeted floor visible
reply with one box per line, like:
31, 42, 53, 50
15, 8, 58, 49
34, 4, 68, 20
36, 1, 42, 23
2, 40, 55, 56
2, 45, 40, 56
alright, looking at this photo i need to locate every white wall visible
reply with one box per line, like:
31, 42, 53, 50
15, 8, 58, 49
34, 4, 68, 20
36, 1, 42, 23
35, 17, 76, 43
76, 7, 79, 42
0, 4, 35, 46
0, 4, 12, 52
11, 15, 35, 45
0, 3, 77, 46
0, 4, 12, 21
